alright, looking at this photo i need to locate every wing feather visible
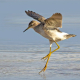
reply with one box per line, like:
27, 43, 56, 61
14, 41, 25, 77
44, 13, 62, 30
25, 10, 46, 23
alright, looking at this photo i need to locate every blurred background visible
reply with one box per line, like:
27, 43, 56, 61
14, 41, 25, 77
0, 0, 80, 45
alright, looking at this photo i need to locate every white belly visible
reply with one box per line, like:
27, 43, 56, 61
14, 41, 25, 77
49, 30, 68, 41
34, 26, 68, 41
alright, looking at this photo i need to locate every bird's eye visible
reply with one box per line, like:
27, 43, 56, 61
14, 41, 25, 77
31, 24, 33, 26
30, 23, 34, 26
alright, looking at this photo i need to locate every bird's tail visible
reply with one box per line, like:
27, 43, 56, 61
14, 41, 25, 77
66, 34, 76, 39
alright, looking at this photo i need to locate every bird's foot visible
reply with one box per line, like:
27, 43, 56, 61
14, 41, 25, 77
41, 54, 51, 60
39, 53, 51, 73
41, 54, 49, 60
39, 64, 47, 73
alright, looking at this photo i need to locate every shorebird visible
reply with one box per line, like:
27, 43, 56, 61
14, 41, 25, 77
23, 10, 76, 73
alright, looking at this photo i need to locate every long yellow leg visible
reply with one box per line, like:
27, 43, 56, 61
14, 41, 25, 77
39, 41, 60, 73
41, 47, 51, 60
39, 47, 51, 73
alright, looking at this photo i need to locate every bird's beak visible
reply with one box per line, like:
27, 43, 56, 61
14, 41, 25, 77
23, 27, 30, 32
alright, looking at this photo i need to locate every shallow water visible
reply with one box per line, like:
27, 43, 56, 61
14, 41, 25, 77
0, 43, 80, 80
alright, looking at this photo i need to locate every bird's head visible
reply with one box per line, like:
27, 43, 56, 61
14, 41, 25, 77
23, 20, 39, 32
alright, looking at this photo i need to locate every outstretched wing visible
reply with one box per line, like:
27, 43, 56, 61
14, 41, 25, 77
44, 13, 62, 30
25, 10, 46, 23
